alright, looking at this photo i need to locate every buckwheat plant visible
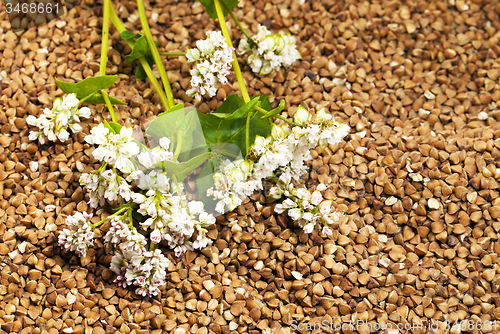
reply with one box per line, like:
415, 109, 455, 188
207, 107, 350, 233
27, 93, 91, 144
51, 0, 350, 298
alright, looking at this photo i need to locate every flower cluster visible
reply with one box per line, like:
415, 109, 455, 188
110, 246, 170, 297
58, 212, 95, 257
207, 107, 349, 228
79, 167, 132, 208
273, 178, 340, 234
84, 124, 140, 173
207, 159, 261, 214
250, 107, 350, 182
104, 218, 170, 297
27, 93, 91, 144
132, 191, 215, 257
238, 25, 301, 75
186, 31, 234, 101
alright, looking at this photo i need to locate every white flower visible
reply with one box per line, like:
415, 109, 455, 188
322, 226, 332, 235
317, 108, 332, 121
303, 223, 314, 234
58, 212, 94, 257
288, 208, 302, 221
136, 171, 169, 194
294, 106, 312, 125
238, 25, 301, 75
188, 201, 204, 215
28, 94, 91, 144
150, 229, 162, 244
159, 137, 170, 150
80, 168, 131, 208
85, 125, 140, 173
311, 191, 323, 206
187, 31, 234, 100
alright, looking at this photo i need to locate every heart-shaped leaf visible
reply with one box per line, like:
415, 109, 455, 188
84, 92, 126, 105
125, 36, 160, 63
146, 105, 208, 162
56, 76, 118, 100
198, 94, 272, 156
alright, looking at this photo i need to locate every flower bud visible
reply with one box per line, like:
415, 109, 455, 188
227, 194, 240, 212
317, 108, 332, 121
260, 64, 274, 75
52, 98, 63, 110
319, 199, 333, 213
271, 124, 287, 140
239, 160, 254, 175
303, 223, 315, 234
186, 48, 201, 62
231, 168, 245, 182
294, 106, 311, 125
254, 135, 266, 147
213, 172, 225, 184
159, 137, 170, 150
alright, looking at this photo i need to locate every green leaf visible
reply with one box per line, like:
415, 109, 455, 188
146, 104, 185, 140
103, 120, 123, 134
211, 93, 243, 115
124, 35, 161, 63
125, 36, 148, 62
120, 30, 142, 41
84, 92, 127, 105
159, 152, 210, 182
198, 95, 272, 156
158, 103, 185, 117
135, 55, 154, 79
195, 143, 243, 215
210, 96, 260, 120
146, 105, 208, 162
260, 99, 285, 118
132, 209, 147, 223
198, 0, 239, 19
196, 161, 217, 212
56, 76, 118, 101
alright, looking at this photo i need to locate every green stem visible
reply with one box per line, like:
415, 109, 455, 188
90, 206, 128, 229
223, 3, 253, 43
99, 0, 119, 124
213, 0, 250, 103
99, 0, 110, 77
137, 0, 175, 109
172, 175, 186, 208
173, 131, 182, 162
254, 106, 295, 126
245, 112, 251, 155
110, 3, 171, 112
102, 90, 118, 123
159, 52, 186, 56
170, 131, 186, 208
